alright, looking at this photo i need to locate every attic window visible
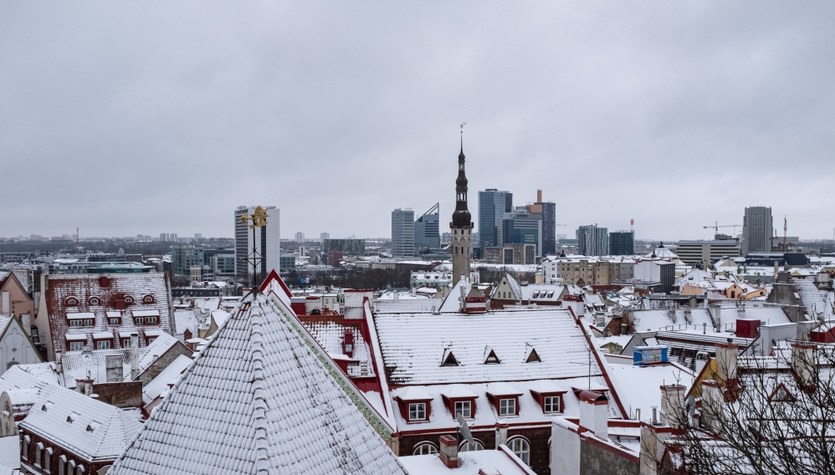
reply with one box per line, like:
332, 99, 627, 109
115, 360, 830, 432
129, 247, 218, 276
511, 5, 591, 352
67, 412, 79, 423
124, 295, 135, 304
87, 296, 101, 306
142, 294, 156, 304
441, 349, 459, 367
86, 421, 101, 433
484, 347, 501, 365
769, 383, 796, 403
526, 348, 542, 363
65, 297, 79, 307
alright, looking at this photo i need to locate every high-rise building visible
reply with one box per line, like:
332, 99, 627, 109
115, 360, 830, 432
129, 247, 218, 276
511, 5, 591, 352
609, 231, 635, 255
319, 232, 330, 242
414, 203, 440, 253
451, 132, 473, 280
576, 224, 609, 256
171, 246, 205, 279
391, 208, 415, 258
294, 232, 305, 243
742, 206, 773, 255
501, 206, 543, 257
478, 189, 513, 249
234, 205, 280, 283
526, 189, 556, 256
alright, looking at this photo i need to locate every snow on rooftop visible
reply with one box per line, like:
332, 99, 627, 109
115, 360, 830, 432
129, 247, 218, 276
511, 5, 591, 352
19, 384, 142, 461
141, 354, 192, 405
606, 362, 694, 422
0, 436, 20, 472
110, 291, 406, 475
399, 448, 535, 474
375, 309, 600, 385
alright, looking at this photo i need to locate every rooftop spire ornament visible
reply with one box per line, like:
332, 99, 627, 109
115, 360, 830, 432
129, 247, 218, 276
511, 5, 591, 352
240, 206, 269, 292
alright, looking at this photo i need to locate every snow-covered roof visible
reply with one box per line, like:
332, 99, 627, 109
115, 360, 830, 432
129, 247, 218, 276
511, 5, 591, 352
141, 354, 192, 405
399, 446, 535, 474
19, 384, 142, 461
606, 362, 694, 422
375, 308, 602, 385
110, 291, 406, 475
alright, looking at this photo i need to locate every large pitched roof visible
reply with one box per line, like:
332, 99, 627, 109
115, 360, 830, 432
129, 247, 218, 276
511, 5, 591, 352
110, 291, 405, 474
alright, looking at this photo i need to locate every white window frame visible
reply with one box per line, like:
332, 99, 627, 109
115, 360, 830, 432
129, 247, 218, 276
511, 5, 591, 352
95, 340, 111, 350
58, 455, 67, 475
544, 395, 561, 414
68, 341, 84, 352
507, 436, 530, 465
408, 402, 426, 421
498, 397, 517, 416
412, 441, 438, 455
459, 439, 485, 452
22, 435, 30, 460
35, 441, 44, 467
454, 400, 472, 419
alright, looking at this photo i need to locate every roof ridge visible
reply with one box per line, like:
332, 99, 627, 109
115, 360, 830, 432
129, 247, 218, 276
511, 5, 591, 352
248, 299, 270, 474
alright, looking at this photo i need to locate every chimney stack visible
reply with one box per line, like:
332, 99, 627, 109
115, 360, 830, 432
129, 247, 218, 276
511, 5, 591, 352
660, 384, 687, 428
791, 341, 816, 389
438, 434, 459, 469
578, 390, 608, 440
715, 339, 738, 383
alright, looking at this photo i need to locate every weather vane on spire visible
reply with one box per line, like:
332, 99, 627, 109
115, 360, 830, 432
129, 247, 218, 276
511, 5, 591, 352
460, 122, 466, 135
240, 206, 268, 293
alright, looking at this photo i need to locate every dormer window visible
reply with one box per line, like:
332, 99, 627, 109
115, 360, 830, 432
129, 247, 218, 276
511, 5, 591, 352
498, 398, 517, 416
441, 349, 459, 367
124, 295, 135, 305
483, 347, 501, 364
525, 345, 542, 363
65, 296, 79, 307
530, 385, 567, 414
408, 402, 427, 421
87, 296, 102, 306
454, 400, 472, 418
543, 395, 561, 413
142, 294, 156, 304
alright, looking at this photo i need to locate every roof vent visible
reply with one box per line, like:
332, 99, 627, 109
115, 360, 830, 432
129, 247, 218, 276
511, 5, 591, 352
67, 411, 79, 423
483, 347, 501, 364
441, 349, 459, 367
525, 345, 542, 363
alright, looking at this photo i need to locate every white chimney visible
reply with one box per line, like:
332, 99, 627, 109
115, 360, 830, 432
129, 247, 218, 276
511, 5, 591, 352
660, 384, 687, 428
791, 341, 816, 388
438, 434, 459, 469
715, 340, 738, 382
578, 390, 608, 440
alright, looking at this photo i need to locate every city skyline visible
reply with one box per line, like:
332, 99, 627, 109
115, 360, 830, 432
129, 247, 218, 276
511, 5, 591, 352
3, 2, 835, 241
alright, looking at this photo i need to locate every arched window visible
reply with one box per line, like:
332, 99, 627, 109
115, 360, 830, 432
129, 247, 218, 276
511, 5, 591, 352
87, 296, 101, 306
35, 441, 44, 467
58, 455, 67, 475
459, 439, 485, 452
76, 464, 85, 474
45, 447, 53, 473
22, 434, 30, 460
412, 441, 438, 456
124, 296, 135, 304
65, 297, 79, 307
507, 436, 530, 465
142, 294, 156, 304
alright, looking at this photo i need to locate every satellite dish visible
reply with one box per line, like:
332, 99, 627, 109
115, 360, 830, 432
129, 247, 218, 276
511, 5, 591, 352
456, 412, 474, 445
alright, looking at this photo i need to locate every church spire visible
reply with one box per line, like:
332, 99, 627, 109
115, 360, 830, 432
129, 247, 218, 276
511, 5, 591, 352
450, 123, 474, 283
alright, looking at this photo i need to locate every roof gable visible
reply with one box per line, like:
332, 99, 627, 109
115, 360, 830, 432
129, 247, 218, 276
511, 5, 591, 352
110, 291, 405, 474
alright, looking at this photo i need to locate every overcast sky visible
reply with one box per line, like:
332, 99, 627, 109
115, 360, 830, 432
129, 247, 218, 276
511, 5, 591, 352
2, 2, 834, 242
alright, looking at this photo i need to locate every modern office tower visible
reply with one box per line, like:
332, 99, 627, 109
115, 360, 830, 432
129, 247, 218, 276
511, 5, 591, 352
414, 203, 440, 253
391, 208, 416, 258
576, 224, 609, 256
609, 230, 635, 255
171, 246, 205, 279
294, 232, 305, 243
742, 206, 773, 255
501, 206, 544, 257
478, 189, 513, 249
451, 134, 474, 281
676, 239, 740, 267
526, 189, 557, 255
234, 205, 280, 283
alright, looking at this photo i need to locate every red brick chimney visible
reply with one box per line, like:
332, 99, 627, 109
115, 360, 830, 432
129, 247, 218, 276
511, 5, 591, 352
438, 434, 459, 469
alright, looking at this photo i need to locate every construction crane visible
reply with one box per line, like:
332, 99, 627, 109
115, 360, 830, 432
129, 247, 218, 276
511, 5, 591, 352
703, 221, 742, 234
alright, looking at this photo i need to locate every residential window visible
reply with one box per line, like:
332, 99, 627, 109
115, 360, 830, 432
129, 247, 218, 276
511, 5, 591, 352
146, 336, 156, 345
108, 317, 122, 326
30, 327, 40, 344
58, 455, 67, 475
412, 442, 438, 455
45, 447, 53, 474
507, 436, 530, 465
408, 402, 426, 421
95, 340, 111, 350
544, 395, 561, 414
121, 338, 131, 348
35, 441, 43, 467
22, 435, 30, 460
454, 400, 472, 419
68, 341, 84, 352
498, 398, 517, 416
459, 439, 485, 452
